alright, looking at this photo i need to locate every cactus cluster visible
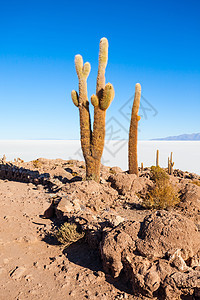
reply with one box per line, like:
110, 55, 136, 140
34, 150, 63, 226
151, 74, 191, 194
71, 38, 114, 182
72, 37, 142, 179
71, 38, 178, 179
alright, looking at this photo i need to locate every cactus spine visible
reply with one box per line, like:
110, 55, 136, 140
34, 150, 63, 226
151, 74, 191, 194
128, 83, 141, 175
156, 149, 159, 167
71, 38, 114, 182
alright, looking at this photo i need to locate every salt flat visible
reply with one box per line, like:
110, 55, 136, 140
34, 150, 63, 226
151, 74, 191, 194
0, 140, 199, 175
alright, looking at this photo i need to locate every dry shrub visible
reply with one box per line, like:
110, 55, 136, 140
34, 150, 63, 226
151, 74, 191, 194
192, 180, 200, 187
56, 222, 85, 245
150, 165, 169, 182
109, 168, 117, 174
67, 160, 75, 165
72, 171, 79, 177
80, 164, 86, 169
32, 159, 42, 169
143, 166, 180, 209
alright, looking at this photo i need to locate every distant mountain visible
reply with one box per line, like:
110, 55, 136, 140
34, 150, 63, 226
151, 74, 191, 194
152, 133, 200, 141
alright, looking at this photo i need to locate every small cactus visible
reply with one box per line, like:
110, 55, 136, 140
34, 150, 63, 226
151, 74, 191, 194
156, 149, 159, 167
71, 38, 114, 182
0, 154, 6, 164
168, 152, 174, 175
128, 83, 141, 175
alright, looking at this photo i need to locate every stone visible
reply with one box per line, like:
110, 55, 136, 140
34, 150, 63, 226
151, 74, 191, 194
101, 221, 141, 277
101, 211, 200, 298
136, 210, 200, 259
10, 266, 26, 279
168, 249, 188, 271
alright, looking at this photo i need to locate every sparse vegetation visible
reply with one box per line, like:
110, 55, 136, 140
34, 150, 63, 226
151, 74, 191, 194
192, 180, 200, 187
14, 157, 24, 163
80, 164, 86, 169
32, 159, 42, 169
56, 222, 85, 245
150, 166, 169, 182
67, 160, 75, 165
143, 166, 180, 209
72, 171, 78, 177
109, 168, 117, 174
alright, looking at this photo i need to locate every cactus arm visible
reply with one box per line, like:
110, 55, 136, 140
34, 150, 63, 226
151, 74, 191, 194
74, 54, 92, 158
96, 37, 108, 94
128, 83, 141, 175
82, 62, 91, 78
91, 94, 99, 107
75, 55, 83, 78
71, 90, 79, 107
100, 83, 115, 110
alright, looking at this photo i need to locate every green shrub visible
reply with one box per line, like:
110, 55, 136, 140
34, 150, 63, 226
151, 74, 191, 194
143, 166, 180, 209
56, 222, 84, 245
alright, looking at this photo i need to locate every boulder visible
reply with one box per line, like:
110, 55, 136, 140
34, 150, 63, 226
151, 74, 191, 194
100, 210, 200, 298
136, 210, 200, 260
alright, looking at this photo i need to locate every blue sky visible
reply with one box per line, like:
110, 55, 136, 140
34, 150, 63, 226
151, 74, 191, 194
0, 0, 199, 140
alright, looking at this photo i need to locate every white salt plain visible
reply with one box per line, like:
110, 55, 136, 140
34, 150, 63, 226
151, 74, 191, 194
0, 140, 199, 175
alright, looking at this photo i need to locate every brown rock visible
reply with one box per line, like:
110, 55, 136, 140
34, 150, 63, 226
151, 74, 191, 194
136, 210, 200, 259
100, 221, 141, 278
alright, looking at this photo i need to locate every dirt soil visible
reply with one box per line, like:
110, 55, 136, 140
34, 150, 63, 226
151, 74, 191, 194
0, 176, 143, 300
0, 158, 200, 300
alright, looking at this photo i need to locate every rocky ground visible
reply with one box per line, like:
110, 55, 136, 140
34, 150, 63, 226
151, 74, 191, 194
0, 158, 200, 300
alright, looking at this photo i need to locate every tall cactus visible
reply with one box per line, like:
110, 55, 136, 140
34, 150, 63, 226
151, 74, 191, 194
71, 38, 114, 182
128, 83, 141, 175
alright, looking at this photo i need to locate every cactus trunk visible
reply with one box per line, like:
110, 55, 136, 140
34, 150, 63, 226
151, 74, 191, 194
85, 157, 101, 182
71, 38, 114, 182
129, 83, 141, 175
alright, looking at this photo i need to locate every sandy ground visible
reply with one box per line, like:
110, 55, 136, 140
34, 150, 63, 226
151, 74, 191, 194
0, 179, 140, 300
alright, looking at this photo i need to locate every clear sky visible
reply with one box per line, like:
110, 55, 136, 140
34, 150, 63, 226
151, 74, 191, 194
0, 0, 199, 140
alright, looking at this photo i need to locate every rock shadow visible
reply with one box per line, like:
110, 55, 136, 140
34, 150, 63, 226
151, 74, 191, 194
0, 162, 83, 191
63, 241, 133, 295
